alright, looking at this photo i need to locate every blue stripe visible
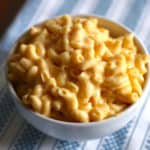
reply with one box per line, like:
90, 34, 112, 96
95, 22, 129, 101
0, 0, 42, 52
100, 121, 133, 150
55, 0, 79, 16
55, 140, 81, 150
94, 0, 112, 15
123, 0, 147, 30
9, 122, 44, 150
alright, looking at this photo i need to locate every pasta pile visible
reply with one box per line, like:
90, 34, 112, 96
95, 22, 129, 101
7, 15, 149, 122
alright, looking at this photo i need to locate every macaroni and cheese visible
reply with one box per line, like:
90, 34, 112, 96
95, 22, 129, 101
7, 15, 149, 122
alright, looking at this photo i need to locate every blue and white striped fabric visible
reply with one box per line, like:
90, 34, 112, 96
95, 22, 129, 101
0, 0, 150, 149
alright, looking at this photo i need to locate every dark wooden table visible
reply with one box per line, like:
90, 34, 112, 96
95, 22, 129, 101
0, 0, 25, 38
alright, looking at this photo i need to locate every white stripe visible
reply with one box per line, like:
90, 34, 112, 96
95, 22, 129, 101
28, 0, 62, 26
144, 30, 150, 48
0, 108, 15, 137
106, 0, 131, 21
38, 138, 56, 150
0, 114, 24, 150
127, 95, 150, 150
119, 0, 136, 23
83, 139, 100, 150
138, 14, 150, 42
123, 91, 150, 150
71, 0, 100, 14
105, 0, 117, 17
135, 0, 150, 35
133, 0, 150, 49
0, 65, 5, 91
140, 125, 150, 150
146, 40, 150, 50
27, 0, 49, 27
45, 0, 65, 18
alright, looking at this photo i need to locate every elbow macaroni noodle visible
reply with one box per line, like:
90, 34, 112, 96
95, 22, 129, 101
8, 15, 150, 122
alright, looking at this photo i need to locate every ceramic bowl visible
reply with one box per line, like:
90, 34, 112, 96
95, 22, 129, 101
5, 14, 150, 141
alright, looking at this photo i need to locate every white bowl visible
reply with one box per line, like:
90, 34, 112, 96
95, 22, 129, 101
5, 14, 150, 141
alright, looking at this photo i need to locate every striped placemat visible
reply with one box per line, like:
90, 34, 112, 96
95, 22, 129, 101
0, 0, 150, 149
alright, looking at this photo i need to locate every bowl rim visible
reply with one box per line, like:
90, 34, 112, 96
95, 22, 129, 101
5, 14, 150, 127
